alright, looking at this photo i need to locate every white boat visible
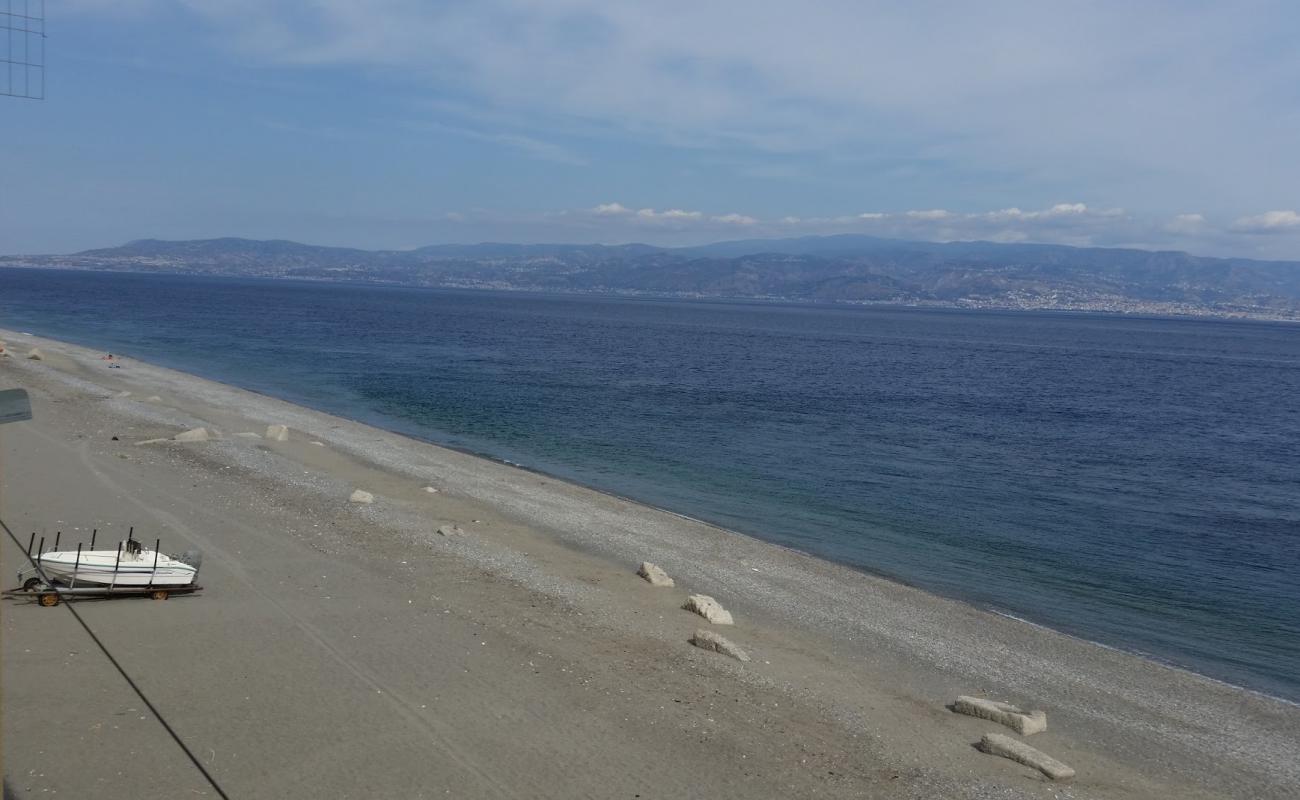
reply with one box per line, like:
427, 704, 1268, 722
34, 539, 200, 587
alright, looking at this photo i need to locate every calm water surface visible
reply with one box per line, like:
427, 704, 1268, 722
2, 268, 1297, 700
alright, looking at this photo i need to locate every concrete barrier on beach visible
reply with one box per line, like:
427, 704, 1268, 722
174, 427, 211, 442
684, 594, 734, 625
954, 696, 1046, 735
637, 562, 675, 587
976, 733, 1075, 781
690, 629, 750, 661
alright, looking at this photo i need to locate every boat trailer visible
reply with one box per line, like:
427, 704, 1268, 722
3, 527, 204, 607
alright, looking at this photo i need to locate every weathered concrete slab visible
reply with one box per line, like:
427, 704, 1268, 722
173, 427, 211, 442
349, 489, 375, 504
684, 594, 733, 625
954, 695, 1046, 735
977, 733, 1075, 781
690, 629, 750, 661
637, 562, 675, 587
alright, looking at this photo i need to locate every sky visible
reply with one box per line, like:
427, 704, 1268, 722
2, 1, 1300, 258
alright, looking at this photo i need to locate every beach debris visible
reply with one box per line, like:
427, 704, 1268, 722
265, 424, 290, 441
111, 436, 120, 441
27, 348, 43, 360
437, 524, 465, 536
135, 438, 171, 446
637, 562, 675, 587
683, 594, 734, 625
310, 441, 325, 446
173, 427, 211, 443
423, 486, 439, 494
235, 432, 263, 439
117, 390, 132, 398
146, 395, 162, 402
690, 629, 750, 662
349, 489, 375, 504
954, 696, 1047, 735
976, 733, 1075, 781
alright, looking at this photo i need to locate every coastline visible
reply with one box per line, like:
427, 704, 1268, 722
3, 327, 1298, 799
5, 306, 1294, 703
3, 263, 1299, 323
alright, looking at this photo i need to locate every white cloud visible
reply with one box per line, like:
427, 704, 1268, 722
1230, 210, 1300, 233
636, 208, 704, 221
713, 213, 758, 225
1164, 213, 1206, 234
412, 202, 1299, 257
981, 203, 1095, 222
566, 201, 1140, 247
905, 209, 950, 220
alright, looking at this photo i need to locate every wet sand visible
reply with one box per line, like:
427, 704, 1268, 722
2, 329, 1297, 799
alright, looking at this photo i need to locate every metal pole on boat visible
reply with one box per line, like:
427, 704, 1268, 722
90, 528, 97, 549
53, 530, 60, 551
26, 532, 34, 557
37, 536, 44, 557
110, 541, 122, 591
147, 539, 160, 591
71, 544, 82, 590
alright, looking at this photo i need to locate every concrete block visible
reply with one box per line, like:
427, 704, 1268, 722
977, 733, 1074, 781
637, 562, 675, 587
954, 696, 1046, 735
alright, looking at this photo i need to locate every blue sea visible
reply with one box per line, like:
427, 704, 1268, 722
2, 267, 1298, 701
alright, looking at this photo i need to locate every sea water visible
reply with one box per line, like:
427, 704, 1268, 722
2, 267, 1297, 700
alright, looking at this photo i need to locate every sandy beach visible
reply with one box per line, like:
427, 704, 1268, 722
1, 328, 1297, 799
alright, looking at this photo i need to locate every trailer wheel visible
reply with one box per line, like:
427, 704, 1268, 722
150, 590, 169, 601
22, 577, 43, 591
38, 593, 59, 607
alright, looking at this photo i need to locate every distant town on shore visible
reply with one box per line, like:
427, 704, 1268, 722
5, 234, 1299, 321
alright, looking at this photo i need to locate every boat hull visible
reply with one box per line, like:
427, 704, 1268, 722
35, 550, 198, 587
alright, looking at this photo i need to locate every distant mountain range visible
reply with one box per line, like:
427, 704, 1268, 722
4, 235, 1300, 319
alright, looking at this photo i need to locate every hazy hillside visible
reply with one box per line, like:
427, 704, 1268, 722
4, 235, 1299, 319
